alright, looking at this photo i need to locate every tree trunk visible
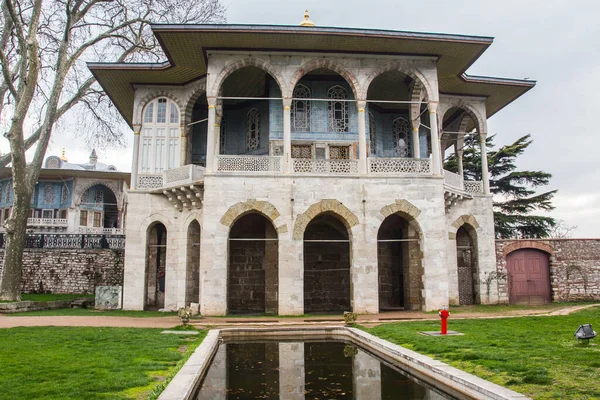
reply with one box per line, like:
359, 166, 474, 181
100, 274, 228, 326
0, 186, 32, 301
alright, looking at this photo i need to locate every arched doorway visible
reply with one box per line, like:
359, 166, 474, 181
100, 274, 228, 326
228, 213, 278, 314
506, 249, 551, 305
303, 213, 351, 313
456, 226, 478, 305
145, 223, 167, 310
377, 214, 422, 311
186, 220, 201, 305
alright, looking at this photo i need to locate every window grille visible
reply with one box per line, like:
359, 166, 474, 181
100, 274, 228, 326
292, 145, 312, 159
42, 209, 53, 219
393, 117, 412, 157
246, 108, 260, 151
44, 185, 54, 204
329, 146, 350, 160
292, 84, 311, 132
328, 86, 349, 133
220, 117, 227, 155
61, 184, 68, 204
157, 98, 167, 123
79, 210, 88, 226
143, 103, 154, 123
94, 187, 103, 204
369, 112, 376, 155
93, 212, 102, 228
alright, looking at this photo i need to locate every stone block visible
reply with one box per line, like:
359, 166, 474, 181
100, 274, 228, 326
95, 286, 123, 310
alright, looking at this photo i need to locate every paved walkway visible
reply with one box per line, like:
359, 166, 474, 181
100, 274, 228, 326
1, 303, 598, 329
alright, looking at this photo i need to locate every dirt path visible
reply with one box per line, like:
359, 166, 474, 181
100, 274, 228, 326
1, 304, 598, 329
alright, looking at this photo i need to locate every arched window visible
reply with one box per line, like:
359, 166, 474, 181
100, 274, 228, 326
328, 86, 349, 133
44, 184, 54, 204
140, 97, 181, 173
393, 117, 411, 157
246, 108, 260, 151
292, 84, 311, 132
369, 112, 376, 155
61, 183, 69, 204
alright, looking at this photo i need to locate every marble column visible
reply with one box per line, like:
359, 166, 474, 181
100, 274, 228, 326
131, 124, 141, 189
357, 100, 367, 174
428, 102, 442, 175
205, 98, 217, 172
283, 98, 292, 173
480, 132, 490, 194
411, 118, 421, 159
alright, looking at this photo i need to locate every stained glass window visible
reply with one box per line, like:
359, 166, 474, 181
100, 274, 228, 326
246, 108, 260, 151
61, 183, 68, 204
328, 86, 349, 133
292, 84, 311, 132
393, 117, 411, 157
44, 184, 54, 204
95, 187, 103, 204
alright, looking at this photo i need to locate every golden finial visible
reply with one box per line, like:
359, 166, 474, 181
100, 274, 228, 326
60, 148, 68, 162
299, 9, 315, 27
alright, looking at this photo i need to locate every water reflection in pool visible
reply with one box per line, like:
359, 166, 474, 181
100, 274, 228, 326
196, 341, 453, 399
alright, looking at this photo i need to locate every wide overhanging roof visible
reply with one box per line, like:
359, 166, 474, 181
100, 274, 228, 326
88, 24, 535, 127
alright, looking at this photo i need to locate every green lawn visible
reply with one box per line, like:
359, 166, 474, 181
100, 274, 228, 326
0, 326, 206, 400
363, 307, 600, 399
5, 308, 178, 318
424, 301, 600, 314
0, 293, 94, 303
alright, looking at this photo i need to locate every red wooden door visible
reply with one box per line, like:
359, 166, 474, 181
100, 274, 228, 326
506, 249, 551, 305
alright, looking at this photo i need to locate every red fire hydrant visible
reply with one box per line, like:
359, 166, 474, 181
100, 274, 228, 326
438, 306, 450, 335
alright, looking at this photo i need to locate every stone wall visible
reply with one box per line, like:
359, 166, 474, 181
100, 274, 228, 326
0, 249, 124, 294
495, 239, 600, 302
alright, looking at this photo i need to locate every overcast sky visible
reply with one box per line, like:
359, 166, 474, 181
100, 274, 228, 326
5, 0, 599, 237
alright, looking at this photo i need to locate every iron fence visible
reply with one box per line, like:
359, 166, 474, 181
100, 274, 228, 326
0, 233, 125, 250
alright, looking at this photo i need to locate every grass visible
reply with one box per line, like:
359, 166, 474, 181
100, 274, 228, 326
0, 326, 206, 400
363, 307, 600, 399
0, 293, 94, 303
424, 301, 600, 314
5, 308, 178, 318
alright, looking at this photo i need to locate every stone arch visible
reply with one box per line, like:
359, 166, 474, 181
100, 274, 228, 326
379, 199, 423, 236
139, 213, 174, 234
219, 199, 287, 235
290, 58, 361, 100
364, 61, 435, 102
76, 181, 120, 206
209, 57, 287, 99
182, 79, 207, 127
449, 214, 480, 238
293, 199, 359, 240
439, 99, 486, 135
134, 90, 185, 127
502, 240, 554, 257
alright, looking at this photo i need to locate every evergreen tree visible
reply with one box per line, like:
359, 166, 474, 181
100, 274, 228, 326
445, 134, 557, 238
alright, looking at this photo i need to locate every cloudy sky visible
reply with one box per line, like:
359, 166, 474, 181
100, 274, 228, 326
5, 0, 599, 237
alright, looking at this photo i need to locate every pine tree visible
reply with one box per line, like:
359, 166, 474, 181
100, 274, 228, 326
445, 134, 557, 238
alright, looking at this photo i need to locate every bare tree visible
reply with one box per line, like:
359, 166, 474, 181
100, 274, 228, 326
0, 0, 226, 301
548, 219, 578, 239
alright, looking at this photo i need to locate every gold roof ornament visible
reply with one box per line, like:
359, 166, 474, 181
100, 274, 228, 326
299, 9, 315, 27
60, 148, 68, 162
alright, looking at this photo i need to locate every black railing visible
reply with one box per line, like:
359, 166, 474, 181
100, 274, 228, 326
0, 233, 125, 250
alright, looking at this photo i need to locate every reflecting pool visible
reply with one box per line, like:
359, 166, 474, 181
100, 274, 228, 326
195, 340, 454, 399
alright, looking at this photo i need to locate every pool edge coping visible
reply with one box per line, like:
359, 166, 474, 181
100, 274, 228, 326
158, 326, 531, 400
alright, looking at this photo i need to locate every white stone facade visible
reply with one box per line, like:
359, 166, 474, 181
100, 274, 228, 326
121, 49, 500, 314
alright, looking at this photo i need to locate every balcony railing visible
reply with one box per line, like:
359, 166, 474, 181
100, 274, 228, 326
163, 164, 205, 186
79, 227, 124, 235
293, 159, 358, 174
137, 174, 164, 190
216, 155, 283, 173
443, 169, 484, 194
0, 233, 125, 249
368, 157, 432, 174
27, 218, 68, 227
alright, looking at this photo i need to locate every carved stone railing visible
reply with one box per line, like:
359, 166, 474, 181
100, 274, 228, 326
215, 155, 283, 173
443, 169, 464, 190
163, 164, 205, 186
293, 159, 358, 174
137, 174, 164, 190
368, 158, 432, 174
464, 180, 484, 194
78, 227, 124, 235
0, 233, 125, 249
27, 218, 68, 227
